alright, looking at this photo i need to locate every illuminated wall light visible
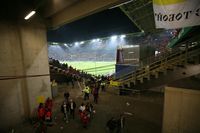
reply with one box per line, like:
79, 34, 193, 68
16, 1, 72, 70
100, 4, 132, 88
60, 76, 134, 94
24, 11, 36, 20
75, 42, 79, 45
92, 39, 96, 43
96, 38, 100, 42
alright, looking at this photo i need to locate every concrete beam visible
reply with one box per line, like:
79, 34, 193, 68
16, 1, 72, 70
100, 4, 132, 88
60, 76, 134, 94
43, 0, 80, 18
48, 0, 129, 28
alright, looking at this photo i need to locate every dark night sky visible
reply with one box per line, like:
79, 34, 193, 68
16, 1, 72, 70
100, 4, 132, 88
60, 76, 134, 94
47, 8, 140, 43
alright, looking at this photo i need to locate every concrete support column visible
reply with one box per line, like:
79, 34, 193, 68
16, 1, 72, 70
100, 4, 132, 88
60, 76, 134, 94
0, 20, 51, 131
162, 87, 200, 133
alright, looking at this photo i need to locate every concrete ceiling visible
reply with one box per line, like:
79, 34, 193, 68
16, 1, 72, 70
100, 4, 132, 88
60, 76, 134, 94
42, 0, 131, 29
1, 0, 159, 33
43, 0, 80, 18
1, 0, 131, 28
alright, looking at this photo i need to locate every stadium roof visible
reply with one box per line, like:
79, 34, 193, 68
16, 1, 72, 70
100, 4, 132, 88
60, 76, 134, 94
47, 0, 163, 44
1, 0, 167, 44
47, 8, 140, 43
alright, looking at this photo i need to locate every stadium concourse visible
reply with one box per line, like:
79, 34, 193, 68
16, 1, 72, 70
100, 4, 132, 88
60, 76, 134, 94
1, 0, 200, 133
3, 58, 162, 133
12, 78, 163, 133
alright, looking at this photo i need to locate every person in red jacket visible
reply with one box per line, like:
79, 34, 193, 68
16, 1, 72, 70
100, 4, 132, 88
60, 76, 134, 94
45, 97, 53, 111
38, 103, 45, 121
45, 108, 52, 123
80, 111, 89, 128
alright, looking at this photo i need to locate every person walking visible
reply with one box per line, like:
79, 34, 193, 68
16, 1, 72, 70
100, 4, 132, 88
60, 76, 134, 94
45, 97, 53, 111
80, 111, 90, 128
79, 103, 86, 113
83, 85, 90, 100
86, 102, 94, 118
101, 81, 106, 91
61, 101, 69, 123
38, 103, 45, 121
64, 92, 70, 102
69, 99, 76, 119
93, 85, 99, 104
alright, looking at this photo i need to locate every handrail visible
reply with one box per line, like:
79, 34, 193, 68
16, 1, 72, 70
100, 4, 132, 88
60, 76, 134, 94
115, 43, 200, 84
114, 45, 181, 80
112, 64, 139, 79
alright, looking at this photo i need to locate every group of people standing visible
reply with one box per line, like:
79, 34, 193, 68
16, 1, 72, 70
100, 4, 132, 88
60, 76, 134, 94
82, 78, 107, 104
37, 97, 53, 124
61, 91, 95, 128
61, 92, 76, 123
37, 77, 108, 130
60, 77, 106, 128
79, 102, 95, 128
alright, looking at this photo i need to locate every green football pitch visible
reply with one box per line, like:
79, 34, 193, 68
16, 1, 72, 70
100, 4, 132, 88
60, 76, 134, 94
61, 61, 115, 75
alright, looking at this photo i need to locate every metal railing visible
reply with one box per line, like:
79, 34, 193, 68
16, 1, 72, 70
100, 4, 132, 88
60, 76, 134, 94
115, 43, 200, 84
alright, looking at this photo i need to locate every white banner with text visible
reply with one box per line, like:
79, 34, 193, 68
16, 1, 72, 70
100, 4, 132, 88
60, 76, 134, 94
153, 0, 200, 29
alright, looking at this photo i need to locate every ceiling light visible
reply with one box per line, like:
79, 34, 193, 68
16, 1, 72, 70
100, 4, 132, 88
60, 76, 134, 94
24, 11, 36, 20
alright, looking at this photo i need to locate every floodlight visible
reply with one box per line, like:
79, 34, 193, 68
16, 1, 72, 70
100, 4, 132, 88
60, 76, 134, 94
24, 11, 36, 20
111, 35, 117, 40
92, 39, 100, 42
120, 35, 126, 38
52, 42, 58, 45
80, 41, 84, 44
75, 42, 79, 45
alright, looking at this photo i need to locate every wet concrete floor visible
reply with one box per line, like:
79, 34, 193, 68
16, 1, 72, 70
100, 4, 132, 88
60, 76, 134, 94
14, 82, 164, 133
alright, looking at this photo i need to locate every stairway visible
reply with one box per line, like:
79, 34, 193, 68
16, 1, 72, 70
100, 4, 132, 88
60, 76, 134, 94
114, 43, 200, 90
